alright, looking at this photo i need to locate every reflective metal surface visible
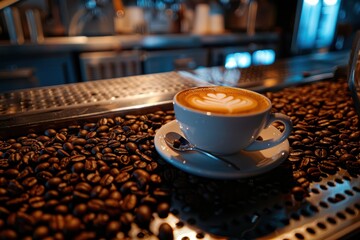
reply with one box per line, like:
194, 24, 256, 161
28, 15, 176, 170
0, 32, 278, 54
179, 50, 349, 92
0, 72, 203, 131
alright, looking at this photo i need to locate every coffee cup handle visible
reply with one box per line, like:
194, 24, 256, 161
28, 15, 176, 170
244, 113, 292, 151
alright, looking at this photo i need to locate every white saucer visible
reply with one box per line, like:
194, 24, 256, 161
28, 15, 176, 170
154, 120, 289, 179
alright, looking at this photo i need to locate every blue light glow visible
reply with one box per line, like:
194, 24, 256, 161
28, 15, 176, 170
252, 49, 276, 65
225, 52, 251, 68
305, 0, 319, 5
324, 0, 338, 6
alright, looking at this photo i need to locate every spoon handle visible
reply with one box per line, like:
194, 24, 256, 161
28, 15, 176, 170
194, 147, 240, 171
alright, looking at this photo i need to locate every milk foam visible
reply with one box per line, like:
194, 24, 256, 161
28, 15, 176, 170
177, 87, 269, 114
189, 92, 258, 114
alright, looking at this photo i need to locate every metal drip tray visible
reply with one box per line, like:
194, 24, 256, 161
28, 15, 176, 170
0, 72, 202, 129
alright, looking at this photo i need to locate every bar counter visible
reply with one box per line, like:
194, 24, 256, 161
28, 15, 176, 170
0, 54, 359, 239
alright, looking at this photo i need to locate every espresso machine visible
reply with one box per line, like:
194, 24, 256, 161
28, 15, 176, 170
59, 0, 115, 36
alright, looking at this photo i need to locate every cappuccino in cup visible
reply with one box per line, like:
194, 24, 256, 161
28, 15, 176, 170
174, 86, 292, 154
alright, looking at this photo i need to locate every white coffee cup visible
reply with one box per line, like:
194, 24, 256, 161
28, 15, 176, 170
173, 86, 292, 155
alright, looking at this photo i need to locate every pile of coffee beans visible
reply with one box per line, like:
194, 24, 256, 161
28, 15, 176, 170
268, 79, 360, 196
0, 77, 359, 239
0, 112, 176, 239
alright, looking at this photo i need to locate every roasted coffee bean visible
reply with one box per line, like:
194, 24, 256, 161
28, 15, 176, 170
121, 194, 137, 211
46, 177, 62, 189
8, 180, 24, 195
33, 225, 49, 239
35, 162, 50, 173
73, 203, 87, 217
158, 223, 174, 240
4, 168, 19, 179
105, 221, 121, 238
72, 138, 87, 146
87, 199, 105, 212
115, 171, 131, 184
90, 185, 110, 199
71, 162, 85, 173
44, 190, 59, 199
29, 196, 46, 208
135, 205, 152, 228
133, 169, 150, 189
0, 229, 18, 240
22, 177, 37, 188
54, 133, 67, 143
319, 161, 338, 175
8, 152, 22, 164
102, 153, 116, 162
314, 148, 327, 159
157, 202, 170, 218
307, 167, 322, 180
29, 184, 45, 196
134, 160, 147, 169
84, 160, 97, 172
70, 155, 86, 162
125, 142, 138, 153
63, 173, 80, 184
75, 182, 92, 194
100, 174, 114, 187
146, 162, 158, 172
86, 173, 101, 184
346, 161, 360, 175
339, 153, 356, 162
6, 195, 28, 207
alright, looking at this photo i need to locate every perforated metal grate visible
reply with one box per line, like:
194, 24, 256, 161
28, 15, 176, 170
0, 72, 198, 116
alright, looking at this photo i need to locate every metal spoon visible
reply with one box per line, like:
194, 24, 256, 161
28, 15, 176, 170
164, 132, 240, 171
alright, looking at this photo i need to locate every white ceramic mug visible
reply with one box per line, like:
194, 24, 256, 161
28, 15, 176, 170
173, 86, 292, 155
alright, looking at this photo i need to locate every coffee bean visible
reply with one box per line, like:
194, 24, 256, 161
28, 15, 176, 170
319, 161, 338, 175
22, 177, 38, 188
125, 142, 138, 153
340, 153, 356, 162
100, 174, 114, 187
87, 199, 105, 212
121, 194, 137, 211
157, 202, 170, 218
73, 203, 87, 217
33, 225, 49, 239
72, 138, 87, 146
70, 155, 86, 162
29, 196, 46, 208
158, 223, 174, 240
29, 184, 45, 196
314, 148, 327, 159
106, 221, 121, 238
71, 162, 84, 173
8, 180, 24, 195
4, 169, 19, 179
135, 205, 152, 228
49, 214, 66, 232
89, 185, 109, 199
0, 229, 18, 240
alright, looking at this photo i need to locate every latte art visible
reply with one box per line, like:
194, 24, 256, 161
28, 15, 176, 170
176, 86, 270, 115
191, 93, 257, 114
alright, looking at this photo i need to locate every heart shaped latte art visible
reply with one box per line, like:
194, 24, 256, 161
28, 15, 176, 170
191, 93, 257, 114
